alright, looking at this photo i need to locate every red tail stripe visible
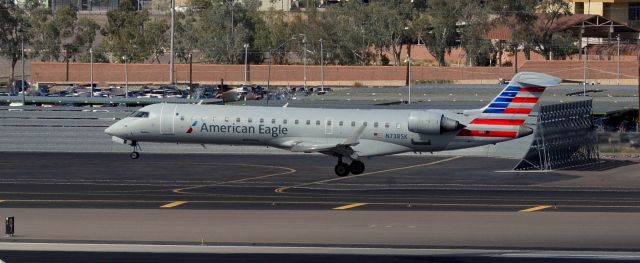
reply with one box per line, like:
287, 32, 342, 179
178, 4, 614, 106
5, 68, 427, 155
503, 108, 532, 114
470, 119, 526, 125
511, 97, 538, 103
457, 129, 518, 138
520, 87, 545, 92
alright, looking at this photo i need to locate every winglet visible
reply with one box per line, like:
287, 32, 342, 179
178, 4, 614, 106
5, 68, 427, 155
343, 125, 366, 146
283, 103, 289, 108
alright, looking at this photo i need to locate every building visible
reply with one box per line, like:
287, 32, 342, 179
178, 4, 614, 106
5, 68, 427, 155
258, 0, 291, 11
568, 0, 640, 29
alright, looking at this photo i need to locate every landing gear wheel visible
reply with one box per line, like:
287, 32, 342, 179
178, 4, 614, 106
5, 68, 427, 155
130, 151, 140, 159
349, 160, 365, 175
334, 162, 350, 177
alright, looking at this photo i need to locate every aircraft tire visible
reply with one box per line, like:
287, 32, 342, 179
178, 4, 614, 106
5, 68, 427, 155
334, 163, 350, 177
130, 151, 140, 159
349, 161, 365, 175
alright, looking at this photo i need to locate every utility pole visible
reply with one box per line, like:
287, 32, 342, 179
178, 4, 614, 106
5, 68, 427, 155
320, 39, 324, 89
169, 0, 175, 84
243, 43, 249, 86
90, 48, 93, 98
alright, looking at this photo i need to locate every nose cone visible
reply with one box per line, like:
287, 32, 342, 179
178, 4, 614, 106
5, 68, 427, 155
105, 122, 125, 137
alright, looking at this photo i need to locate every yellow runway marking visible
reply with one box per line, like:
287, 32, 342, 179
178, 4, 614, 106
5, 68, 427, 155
0, 200, 5, 204
520, 205, 553, 212
333, 203, 368, 210
276, 156, 462, 194
173, 164, 296, 194
160, 201, 188, 208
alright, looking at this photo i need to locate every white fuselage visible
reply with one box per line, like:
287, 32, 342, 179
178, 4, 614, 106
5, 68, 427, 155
105, 103, 519, 157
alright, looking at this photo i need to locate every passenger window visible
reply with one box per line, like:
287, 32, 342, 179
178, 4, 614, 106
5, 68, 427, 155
225, 117, 229, 122
306, 120, 311, 125
248, 118, 252, 123
283, 119, 288, 124
351, 121, 356, 127
385, 123, 390, 128
316, 120, 320, 126
236, 117, 241, 123
339, 121, 344, 126
374, 122, 379, 128
271, 119, 276, 124
295, 120, 299, 125
260, 118, 264, 123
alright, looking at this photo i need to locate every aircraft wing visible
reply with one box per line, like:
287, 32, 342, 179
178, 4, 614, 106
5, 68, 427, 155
274, 125, 366, 159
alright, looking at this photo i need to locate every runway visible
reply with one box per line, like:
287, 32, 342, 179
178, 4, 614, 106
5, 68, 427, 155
0, 152, 639, 212
2, 152, 640, 256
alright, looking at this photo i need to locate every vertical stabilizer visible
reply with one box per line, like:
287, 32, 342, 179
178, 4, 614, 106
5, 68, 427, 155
458, 72, 561, 139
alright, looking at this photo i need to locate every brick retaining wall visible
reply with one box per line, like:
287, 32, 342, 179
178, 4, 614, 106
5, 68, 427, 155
30, 61, 639, 86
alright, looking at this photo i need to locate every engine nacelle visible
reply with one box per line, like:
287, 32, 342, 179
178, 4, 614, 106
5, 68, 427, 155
408, 111, 463, 134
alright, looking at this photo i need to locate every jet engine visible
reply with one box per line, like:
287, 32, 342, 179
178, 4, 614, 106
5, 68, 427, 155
408, 111, 464, 134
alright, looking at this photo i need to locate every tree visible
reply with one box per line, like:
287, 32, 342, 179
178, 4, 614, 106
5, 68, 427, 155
418, 0, 460, 66
101, 0, 151, 62
366, 0, 415, 66
489, 0, 574, 60
29, 5, 99, 63
143, 19, 170, 64
457, 0, 493, 66
0, 0, 31, 86
187, 0, 263, 64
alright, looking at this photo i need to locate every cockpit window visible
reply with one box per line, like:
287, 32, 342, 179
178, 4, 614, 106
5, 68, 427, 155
130, 111, 149, 118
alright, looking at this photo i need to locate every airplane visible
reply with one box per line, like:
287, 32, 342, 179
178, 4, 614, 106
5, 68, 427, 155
105, 72, 561, 177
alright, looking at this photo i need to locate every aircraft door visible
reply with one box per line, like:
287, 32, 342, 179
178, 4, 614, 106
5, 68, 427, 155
160, 104, 177, 135
325, 117, 334, 135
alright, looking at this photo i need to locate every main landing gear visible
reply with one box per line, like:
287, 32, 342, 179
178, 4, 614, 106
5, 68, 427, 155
334, 157, 365, 177
130, 141, 141, 159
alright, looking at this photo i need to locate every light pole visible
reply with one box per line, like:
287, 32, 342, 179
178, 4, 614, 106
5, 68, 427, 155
320, 38, 324, 89
90, 48, 93, 98
581, 25, 587, 95
123, 55, 129, 98
188, 53, 193, 97
21, 34, 25, 105
407, 55, 412, 104
243, 43, 249, 86
169, 0, 175, 84
617, 34, 621, 86
300, 34, 307, 89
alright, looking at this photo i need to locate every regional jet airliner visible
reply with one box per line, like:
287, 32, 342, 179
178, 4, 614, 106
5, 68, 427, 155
105, 72, 560, 176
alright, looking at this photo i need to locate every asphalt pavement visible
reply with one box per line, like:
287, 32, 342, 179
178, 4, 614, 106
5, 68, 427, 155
0, 152, 639, 212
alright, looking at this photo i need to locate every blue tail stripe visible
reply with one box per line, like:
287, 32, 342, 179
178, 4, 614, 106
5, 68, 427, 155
493, 97, 513, 103
500, 92, 518, 97
489, 103, 510, 108
505, 86, 520, 92
483, 108, 505, 114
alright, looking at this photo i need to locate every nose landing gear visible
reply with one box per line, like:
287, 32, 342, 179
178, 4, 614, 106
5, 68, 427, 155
130, 141, 141, 159
333, 157, 366, 177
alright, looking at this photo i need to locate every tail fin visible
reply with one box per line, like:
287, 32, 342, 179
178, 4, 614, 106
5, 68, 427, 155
458, 72, 561, 139
478, 72, 561, 116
